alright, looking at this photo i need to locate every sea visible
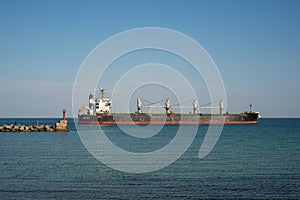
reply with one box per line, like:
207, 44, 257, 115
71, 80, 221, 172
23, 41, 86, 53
0, 118, 299, 199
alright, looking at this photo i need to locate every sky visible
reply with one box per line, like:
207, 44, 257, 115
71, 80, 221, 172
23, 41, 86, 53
0, 0, 299, 117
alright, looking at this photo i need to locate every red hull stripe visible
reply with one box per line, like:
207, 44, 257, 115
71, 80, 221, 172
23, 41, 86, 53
78, 121, 258, 125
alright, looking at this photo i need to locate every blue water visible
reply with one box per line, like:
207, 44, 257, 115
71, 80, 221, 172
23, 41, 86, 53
0, 118, 299, 199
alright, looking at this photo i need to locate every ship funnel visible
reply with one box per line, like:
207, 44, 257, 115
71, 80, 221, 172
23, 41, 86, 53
89, 93, 94, 110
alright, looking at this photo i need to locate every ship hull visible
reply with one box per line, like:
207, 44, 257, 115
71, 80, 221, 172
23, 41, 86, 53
78, 113, 258, 125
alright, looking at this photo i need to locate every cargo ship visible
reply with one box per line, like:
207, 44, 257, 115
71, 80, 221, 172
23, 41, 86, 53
78, 89, 260, 125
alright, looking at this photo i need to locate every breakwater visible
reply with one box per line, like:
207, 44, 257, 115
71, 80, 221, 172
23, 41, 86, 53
0, 109, 70, 132
0, 119, 69, 132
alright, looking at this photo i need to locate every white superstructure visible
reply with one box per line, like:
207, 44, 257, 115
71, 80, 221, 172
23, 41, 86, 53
80, 88, 111, 115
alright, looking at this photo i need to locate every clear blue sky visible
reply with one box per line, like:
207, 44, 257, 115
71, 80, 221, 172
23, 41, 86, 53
0, 0, 299, 117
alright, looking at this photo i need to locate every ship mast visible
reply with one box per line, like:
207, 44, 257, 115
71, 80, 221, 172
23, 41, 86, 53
219, 99, 224, 115
137, 98, 142, 114
100, 88, 106, 100
193, 99, 198, 114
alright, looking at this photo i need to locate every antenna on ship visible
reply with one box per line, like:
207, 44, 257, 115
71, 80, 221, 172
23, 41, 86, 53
100, 88, 107, 100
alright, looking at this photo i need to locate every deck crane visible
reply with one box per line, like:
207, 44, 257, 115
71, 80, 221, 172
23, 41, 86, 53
137, 98, 224, 115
